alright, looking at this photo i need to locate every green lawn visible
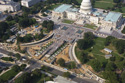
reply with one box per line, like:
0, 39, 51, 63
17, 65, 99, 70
62, 19, 74, 24
0, 69, 19, 82
75, 37, 107, 63
94, 2, 113, 9
1, 57, 14, 62
48, 3, 62, 10
99, 0, 113, 2
84, 24, 97, 30
90, 38, 107, 62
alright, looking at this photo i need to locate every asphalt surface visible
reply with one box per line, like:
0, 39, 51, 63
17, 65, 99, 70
0, 61, 12, 67
24, 60, 98, 83
0, 48, 98, 83
49, 67, 98, 83
0, 48, 10, 55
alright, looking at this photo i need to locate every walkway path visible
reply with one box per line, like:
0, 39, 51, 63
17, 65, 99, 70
70, 42, 105, 83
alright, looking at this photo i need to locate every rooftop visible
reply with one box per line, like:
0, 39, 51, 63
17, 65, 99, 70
104, 48, 112, 53
76, 30, 83, 34
62, 26, 68, 30
104, 12, 122, 22
67, 8, 79, 12
105, 54, 112, 59
54, 4, 72, 13
54, 76, 77, 83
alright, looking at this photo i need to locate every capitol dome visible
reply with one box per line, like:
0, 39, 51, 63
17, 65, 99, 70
79, 0, 92, 14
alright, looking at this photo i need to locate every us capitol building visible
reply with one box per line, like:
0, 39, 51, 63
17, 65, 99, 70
52, 0, 124, 32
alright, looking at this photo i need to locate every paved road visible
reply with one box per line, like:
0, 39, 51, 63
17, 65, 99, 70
48, 66, 98, 83
0, 48, 98, 83
38, 16, 125, 40
24, 60, 98, 83
0, 48, 10, 55
0, 61, 12, 67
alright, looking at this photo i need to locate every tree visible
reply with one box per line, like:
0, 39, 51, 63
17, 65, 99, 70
67, 61, 76, 69
42, 20, 48, 28
42, 20, 54, 32
77, 39, 94, 50
110, 57, 115, 61
104, 36, 115, 46
57, 58, 65, 67
102, 71, 119, 83
20, 64, 26, 70
113, 0, 121, 3
115, 40, 125, 54
15, 53, 21, 60
0, 22, 9, 40
116, 56, 124, 62
77, 32, 95, 50
121, 71, 125, 83
6, 15, 13, 21
63, 72, 71, 78
13, 0, 20, 2
12, 65, 21, 72
89, 60, 102, 72
105, 62, 116, 71
15, 72, 31, 83
77, 39, 86, 50
115, 61, 125, 70
84, 32, 95, 40
19, 18, 36, 28
121, 27, 125, 34
17, 34, 33, 43
41, 65, 50, 71
34, 31, 44, 40
32, 69, 41, 77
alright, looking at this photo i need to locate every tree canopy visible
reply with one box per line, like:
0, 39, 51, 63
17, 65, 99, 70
121, 27, 125, 34
0, 22, 10, 41
77, 32, 95, 50
57, 58, 65, 67
63, 72, 71, 78
42, 20, 54, 32
19, 18, 36, 28
89, 60, 102, 72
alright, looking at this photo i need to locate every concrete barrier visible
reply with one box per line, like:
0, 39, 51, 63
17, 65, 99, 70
21, 33, 54, 46
72, 42, 105, 83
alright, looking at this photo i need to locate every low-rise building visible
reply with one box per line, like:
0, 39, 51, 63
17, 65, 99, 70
21, 0, 41, 7
53, 75, 77, 83
0, 0, 20, 12
104, 48, 112, 53
105, 54, 112, 59
100, 12, 122, 29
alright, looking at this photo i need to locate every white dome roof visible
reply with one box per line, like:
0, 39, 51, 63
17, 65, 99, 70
79, 0, 92, 14
82, 0, 91, 3
46, 81, 57, 83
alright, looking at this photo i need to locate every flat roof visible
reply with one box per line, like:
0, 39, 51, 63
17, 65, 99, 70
76, 30, 83, 34
62, 26, 68, 30
67, 8, 79, 12
104, 48, 112, 53
104, 12, 121, 22
54, 4, 72, 13
54, 76, 77, 83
